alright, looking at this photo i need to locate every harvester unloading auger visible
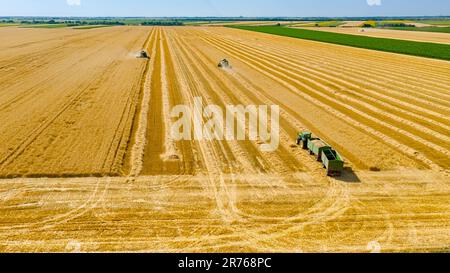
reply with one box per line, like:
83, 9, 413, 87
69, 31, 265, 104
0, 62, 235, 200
297, 132, 345, 177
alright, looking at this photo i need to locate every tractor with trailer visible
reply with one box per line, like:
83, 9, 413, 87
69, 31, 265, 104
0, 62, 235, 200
297, 132, 345, 177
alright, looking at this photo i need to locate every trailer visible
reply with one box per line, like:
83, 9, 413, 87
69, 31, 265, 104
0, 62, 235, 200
296, 131, 345, 177
307, 139, 331, 162
321, 148, 344, 177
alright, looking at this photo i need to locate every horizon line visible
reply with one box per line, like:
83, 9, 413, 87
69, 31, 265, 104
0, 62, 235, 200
1, 15, 450, 18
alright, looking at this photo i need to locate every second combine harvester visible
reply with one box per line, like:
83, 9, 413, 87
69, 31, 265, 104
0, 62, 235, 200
297, 132, 345, 177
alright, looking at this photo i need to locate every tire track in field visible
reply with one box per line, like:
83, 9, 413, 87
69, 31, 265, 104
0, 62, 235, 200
0, 177, 110, 231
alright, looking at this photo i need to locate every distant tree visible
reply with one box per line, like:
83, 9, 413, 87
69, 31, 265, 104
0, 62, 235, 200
382, 23, 416, 28
141, 21, 184, 26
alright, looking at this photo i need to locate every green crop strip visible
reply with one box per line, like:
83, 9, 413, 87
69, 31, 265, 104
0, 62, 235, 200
231, 26, 450, 61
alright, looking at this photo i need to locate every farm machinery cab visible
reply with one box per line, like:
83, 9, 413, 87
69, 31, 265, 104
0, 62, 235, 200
297, 132, 345, 177
218, 59, 231, 69
297, 132, 312, 149
137, 50, 149, 59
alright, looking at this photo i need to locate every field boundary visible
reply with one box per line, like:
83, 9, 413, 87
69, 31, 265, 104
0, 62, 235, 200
231, 26, 450, 61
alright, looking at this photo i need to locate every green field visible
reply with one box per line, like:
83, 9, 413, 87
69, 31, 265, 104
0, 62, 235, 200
387, 26, 450, 33
232, 26, 450, 61
72, 25, 111, 29
0, 23, 19, 27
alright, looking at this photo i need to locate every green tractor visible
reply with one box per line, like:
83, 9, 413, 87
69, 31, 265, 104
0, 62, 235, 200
296, 132, 312, 150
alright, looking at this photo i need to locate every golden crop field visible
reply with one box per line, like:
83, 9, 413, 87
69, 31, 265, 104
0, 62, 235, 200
0, 26, 449, 253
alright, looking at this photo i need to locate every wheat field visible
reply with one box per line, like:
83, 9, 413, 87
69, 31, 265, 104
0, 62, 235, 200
0, 26, 448, 252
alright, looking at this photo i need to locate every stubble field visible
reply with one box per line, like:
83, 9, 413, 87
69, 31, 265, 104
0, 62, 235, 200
0, 26, 448, 252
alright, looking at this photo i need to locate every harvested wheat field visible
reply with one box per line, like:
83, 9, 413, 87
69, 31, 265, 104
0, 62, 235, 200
0, 26, 449, 253
302, 26, 450, 45
0, 26, 151, 177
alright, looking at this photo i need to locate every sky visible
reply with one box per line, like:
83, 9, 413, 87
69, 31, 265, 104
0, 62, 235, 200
0, 0, 449, 17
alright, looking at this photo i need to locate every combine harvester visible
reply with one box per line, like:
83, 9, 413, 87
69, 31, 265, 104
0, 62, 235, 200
137, 50, 149, 59
218, 59, 231, 69
297, 132, 345, 177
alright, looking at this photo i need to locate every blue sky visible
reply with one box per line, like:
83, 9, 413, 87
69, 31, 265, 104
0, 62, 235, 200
0, 0, 449, 17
